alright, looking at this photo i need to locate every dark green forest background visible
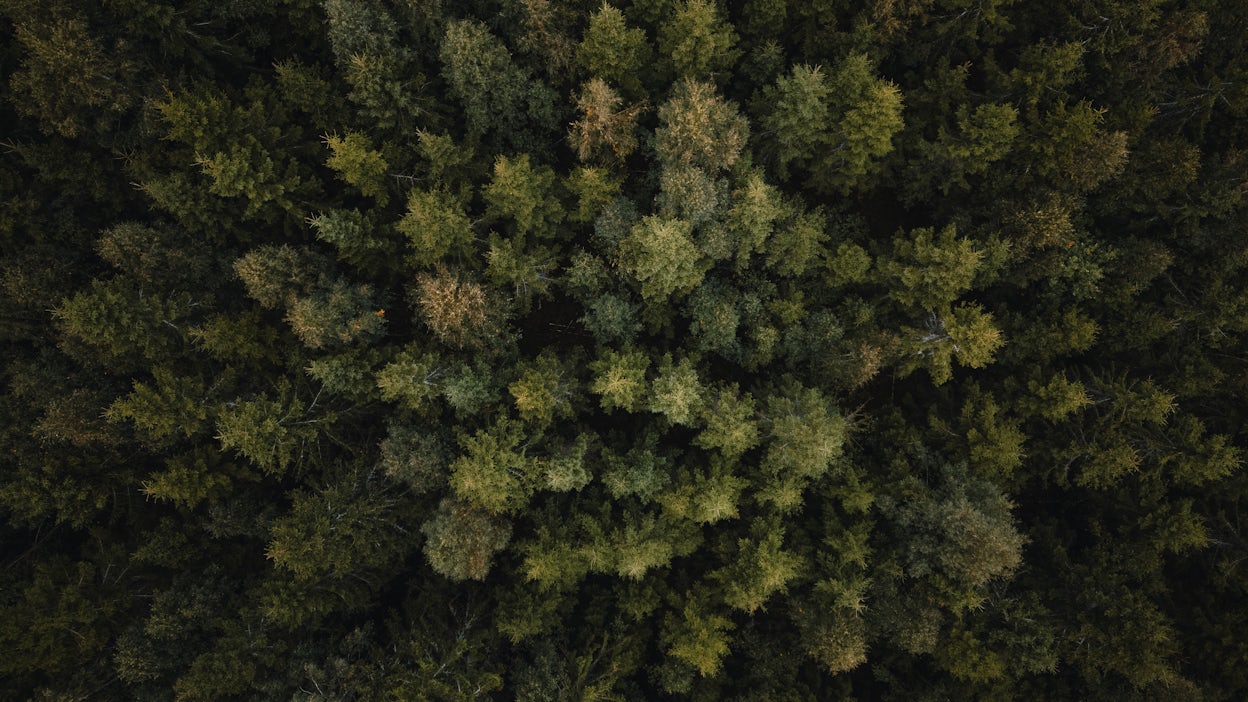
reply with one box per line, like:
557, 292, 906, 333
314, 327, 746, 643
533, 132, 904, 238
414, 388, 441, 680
3, 0, 1248, 699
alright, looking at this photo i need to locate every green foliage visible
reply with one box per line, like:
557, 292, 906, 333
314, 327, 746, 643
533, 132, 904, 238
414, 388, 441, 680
309, 208, 396, 270
0, 558, 117, 678
7, 11, 136, 138
695, 384, 760, 458
761, 56, 905, 194
660, 460, 746, 526
879, 224, 983, 310
725, 172, 787, 267
765, 209, 827, 277
266, 470, 410, 581
1021, 373, 1091, 422
96, 222, 217, 286
542, 435, 593, 492
106, 368, 213, 445
509, 352, 578, 426
7, 2, 1248, 699
883, 464, 1025, 608
307, 347, 386, 402
909, 103, 1021, 198
397, 189, 475, 268
657, 164, 725, 228
826, 241, 872, 287
284, 279, 386, 350
234, 244, 327, 310
686, 278, 741, 355
602, 443, 672, 503
189, 309, 282, 363
656, 79, 749, 173
422, 497, 513, 581
1028, 101, 1129, 192
662, 597, 734, 677
566, 166, 623, 222
648, 355, 706, 426
417, 130, 480, 191
450, 419, 540, 515
486, 234, 557, 310
54, 276, 198, 367
578, 4, 651, 96
589, 347, 651, 412
379, 424, 450, 493
794, 603, 868, 676
484, 154, 564, 238
895, 304, 1006, 385
715, 520, 804, 613
158, 88, 304, 217
324, 132, 390, 205
762, 384, 847, 481
441, 362, 501, 418
215, 380, 327, 476
140, 448, 235, 508
599, 513, 679, 579
658, 0, 740, 80
620, 216, 709, 301
376, 348, 445, 414
959, 392, 1026, 479
439, 19, 556, 151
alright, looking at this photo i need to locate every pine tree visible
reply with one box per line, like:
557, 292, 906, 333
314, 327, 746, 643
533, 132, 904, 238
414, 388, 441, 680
761, 56, 904, 194
577, 3, 652, 97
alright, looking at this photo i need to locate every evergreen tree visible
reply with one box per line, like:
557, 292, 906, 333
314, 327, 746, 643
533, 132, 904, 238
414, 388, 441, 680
5, 1, 1248, 698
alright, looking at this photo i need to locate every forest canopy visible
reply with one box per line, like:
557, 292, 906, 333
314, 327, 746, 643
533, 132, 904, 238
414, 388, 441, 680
3, 0, 1248, 699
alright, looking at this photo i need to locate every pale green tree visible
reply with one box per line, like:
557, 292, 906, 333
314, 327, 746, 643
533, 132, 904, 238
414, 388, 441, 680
508, 352, 578, 427
762, 383, 847, 481
649, 355, 706, 426
695, 384, 759, 458
662, 595, 734, 678
713, 518, 804, 613
375, 348, 445, 414
589, 347, 651, 412
620, 216, 709, 301
895, 304, 1006, 385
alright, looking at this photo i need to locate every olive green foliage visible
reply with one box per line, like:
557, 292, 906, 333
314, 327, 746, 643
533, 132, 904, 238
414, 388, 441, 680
590, 347, 651, 412
621, 216, 709, 300
761, 56, 904, 194
658, 0, 740, 80
578, 4, 651, 96
655, 78, 749, 173
397, 189, 474, 267
421, 497, 513, 581
324, 131, 390, 205
5, 1, 1248, 699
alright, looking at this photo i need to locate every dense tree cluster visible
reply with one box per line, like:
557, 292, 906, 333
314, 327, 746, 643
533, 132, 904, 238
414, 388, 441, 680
3, 0, 1248, 699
